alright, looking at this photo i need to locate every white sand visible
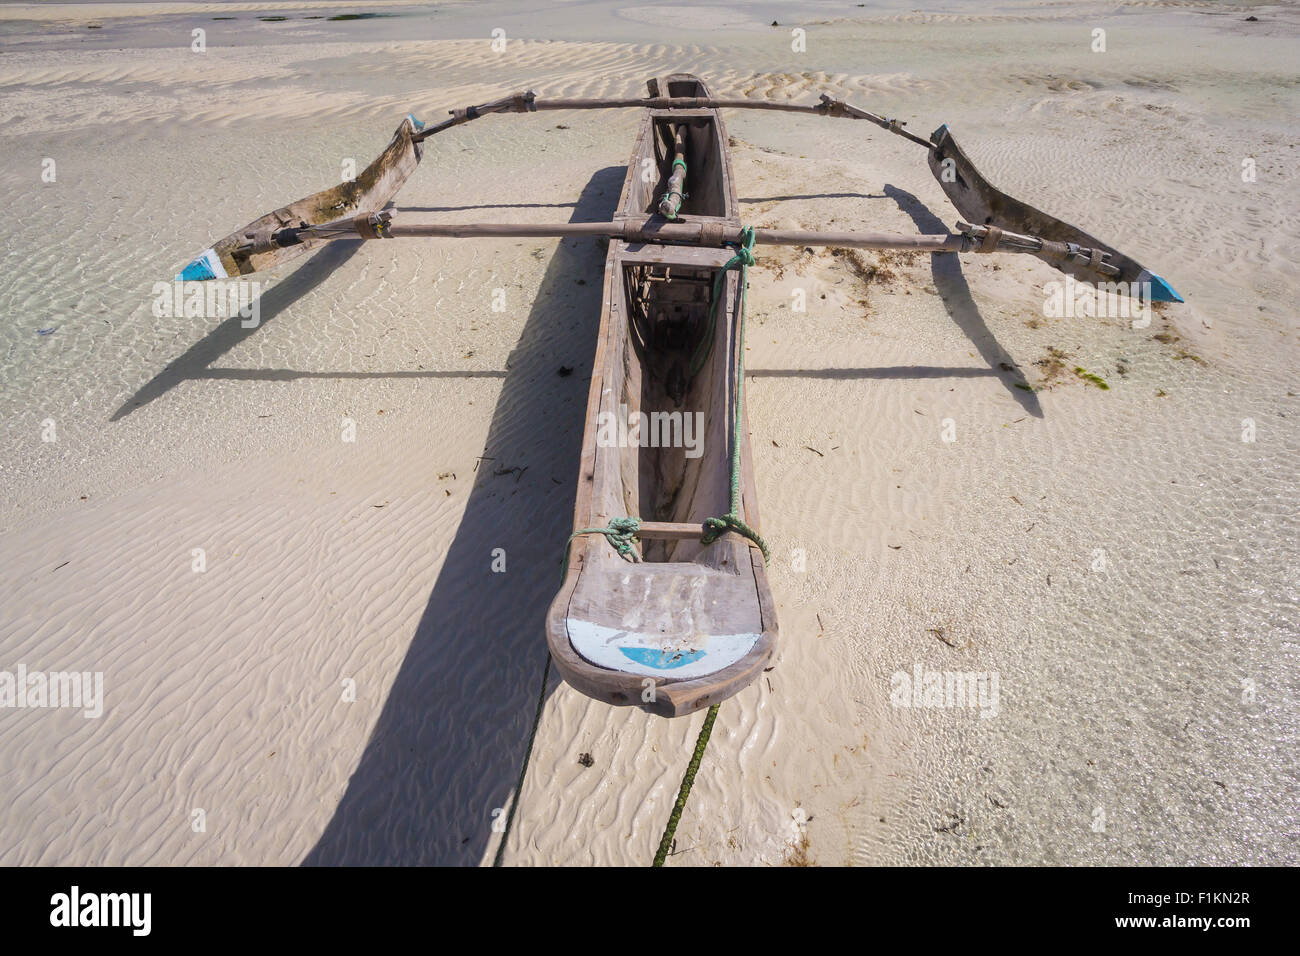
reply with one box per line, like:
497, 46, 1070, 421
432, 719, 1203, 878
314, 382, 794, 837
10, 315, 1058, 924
0, 0, 1296, 865
0, 1, 432, 21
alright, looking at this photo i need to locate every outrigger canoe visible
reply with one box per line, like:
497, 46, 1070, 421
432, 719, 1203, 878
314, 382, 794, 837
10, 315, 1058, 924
173, 73, 1184, 718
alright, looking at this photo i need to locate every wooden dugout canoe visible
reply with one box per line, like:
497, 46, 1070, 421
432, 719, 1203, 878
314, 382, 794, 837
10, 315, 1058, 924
544, 75, 777, 718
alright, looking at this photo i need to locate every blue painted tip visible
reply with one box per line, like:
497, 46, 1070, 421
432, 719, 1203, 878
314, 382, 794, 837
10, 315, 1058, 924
175, 248, 225, 282
407, 112, 425, 131
176, 261, 212, 281
1147, 272, 1184, 303
619, 647, 706, 671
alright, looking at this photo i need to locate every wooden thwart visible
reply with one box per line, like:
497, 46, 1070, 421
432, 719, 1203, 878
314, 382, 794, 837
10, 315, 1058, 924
634, 521, 713, 541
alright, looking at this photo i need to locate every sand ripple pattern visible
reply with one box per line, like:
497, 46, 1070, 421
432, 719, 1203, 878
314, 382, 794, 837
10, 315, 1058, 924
1, 7, 1297, 866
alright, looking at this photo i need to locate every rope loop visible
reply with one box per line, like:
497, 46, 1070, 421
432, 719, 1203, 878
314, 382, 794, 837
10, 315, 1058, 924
731, 225, 757, 267
689, 226, 757, 378
701, 513, 770, 563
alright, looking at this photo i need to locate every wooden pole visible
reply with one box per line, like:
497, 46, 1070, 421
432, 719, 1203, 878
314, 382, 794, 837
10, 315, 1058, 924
297, 215, 974, 252
658, 125, 689, 220
280, 212, 1123, 276
411, 92, 933, 148
379, 219, 970, 252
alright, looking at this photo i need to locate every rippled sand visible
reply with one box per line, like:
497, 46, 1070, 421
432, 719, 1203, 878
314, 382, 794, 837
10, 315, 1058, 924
0, 0, 1296, 866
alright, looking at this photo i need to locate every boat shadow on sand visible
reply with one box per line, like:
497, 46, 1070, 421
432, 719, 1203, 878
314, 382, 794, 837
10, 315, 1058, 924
883, 183, 1042, 418
741, 186, 1039, 415
111, 240, 374, 419
302, 167, 625, 866
110, 201, 586, 419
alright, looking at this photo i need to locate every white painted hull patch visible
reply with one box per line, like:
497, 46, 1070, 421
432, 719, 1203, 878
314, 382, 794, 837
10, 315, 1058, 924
567, 620, 760, 679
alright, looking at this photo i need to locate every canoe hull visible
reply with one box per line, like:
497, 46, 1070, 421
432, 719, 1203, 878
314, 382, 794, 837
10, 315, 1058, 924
545, 76, 777, 717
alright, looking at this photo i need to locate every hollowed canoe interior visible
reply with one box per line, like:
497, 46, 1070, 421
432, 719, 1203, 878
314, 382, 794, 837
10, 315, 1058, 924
645, 116, 728, 219
615, 260, 732, 563
658, 76, 710, 98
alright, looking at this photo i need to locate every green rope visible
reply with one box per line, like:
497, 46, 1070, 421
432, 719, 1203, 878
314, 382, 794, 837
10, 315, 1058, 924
564, 515, 642, 563
651, 225, 767, 867
652, 702, 720, 866
687, 226, 768, 560
688, 226, 755, 378
702, 513, 770, 562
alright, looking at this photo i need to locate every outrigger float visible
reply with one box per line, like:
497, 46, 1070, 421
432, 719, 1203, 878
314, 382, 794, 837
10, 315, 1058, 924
177, 73, 1182, 719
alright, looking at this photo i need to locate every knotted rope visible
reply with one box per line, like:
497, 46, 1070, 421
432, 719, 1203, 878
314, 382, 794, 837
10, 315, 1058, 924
702, 513, 770, 562
564, 516, 643, 563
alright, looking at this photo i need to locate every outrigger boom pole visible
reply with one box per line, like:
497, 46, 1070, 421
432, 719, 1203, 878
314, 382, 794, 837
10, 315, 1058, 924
414, 90, 933, 148
267, 211, 1126, 278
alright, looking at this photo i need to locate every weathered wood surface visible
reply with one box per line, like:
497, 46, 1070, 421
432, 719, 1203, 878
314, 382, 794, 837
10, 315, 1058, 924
544, 74, 776, 717
381, 218, 968, 250
204, 116, 422, 277
657, 124, 688, 219
928, 124, 1182, 299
